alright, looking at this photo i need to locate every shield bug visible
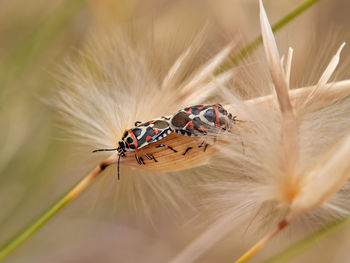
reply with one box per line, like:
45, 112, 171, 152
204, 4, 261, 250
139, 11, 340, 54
93, 118, 177, 179
170, 104, 235, 135
169, 103, 236, 154
93, 104, 236, 177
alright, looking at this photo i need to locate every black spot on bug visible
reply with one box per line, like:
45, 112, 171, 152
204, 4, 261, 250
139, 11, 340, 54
133, 128, 142, 137
204, 109, 215, 123
171, 112, 190, 128
146, 126, 155, 136
123, 131, 128, 138
180, 130, 186, 135
191, 107, 203, 115
127, 137, 133, 144
136, 128, 150, 146
129, 144, 136, 149
192, 117, 203, 129
184, 105, 201, 111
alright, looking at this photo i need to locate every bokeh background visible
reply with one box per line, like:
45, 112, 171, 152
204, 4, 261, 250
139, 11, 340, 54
1, 0, 350, 262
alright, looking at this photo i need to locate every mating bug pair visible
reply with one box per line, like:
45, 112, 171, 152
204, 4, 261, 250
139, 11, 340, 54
94, 104, 236, 179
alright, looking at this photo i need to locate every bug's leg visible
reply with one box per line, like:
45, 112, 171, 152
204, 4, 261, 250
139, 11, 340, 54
156, 144, 178, 153
139, 157, 145, 165
205, 136, 218, 151
161, 116, 171, 120
135, 153, 142, 165
204, 144, 208, 152
183, 147, 192, 156
117, 154, 122, 180
241, 140, 245, 154
145, 153, 152, 160
237, 131, 245, 154
134, 121, 142, 126
230, 126, 245, 154
167, 145, 177, 152
197, 140, 209, 152
145, 153, 158, 162
198, 140, 206, 148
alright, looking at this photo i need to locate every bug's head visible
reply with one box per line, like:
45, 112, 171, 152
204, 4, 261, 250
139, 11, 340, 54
117, 140, 126, 156
216, 104, 237, 129
119, 130, 137, 151
92, 131, 129, 156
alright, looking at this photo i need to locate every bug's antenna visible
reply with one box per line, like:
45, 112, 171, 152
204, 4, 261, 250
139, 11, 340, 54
92, 148, 118, 153
93, 147, 123, 180
233, 116, 250, 124
117, 154, 122, 180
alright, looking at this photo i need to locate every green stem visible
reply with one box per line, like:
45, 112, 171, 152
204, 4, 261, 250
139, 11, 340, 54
0, 159, 114, 261
219, 0, 320, 71
261, 217, 350, 263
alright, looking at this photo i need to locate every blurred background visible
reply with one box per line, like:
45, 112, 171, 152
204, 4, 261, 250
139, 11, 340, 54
1, 0, 350, 262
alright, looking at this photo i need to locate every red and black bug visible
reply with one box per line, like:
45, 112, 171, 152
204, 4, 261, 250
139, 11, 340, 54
169, 104, 235, 136
169, 103, 236, 155
118, 119, 171, 152
93, 104, 236, 178
93, 118, 175, 179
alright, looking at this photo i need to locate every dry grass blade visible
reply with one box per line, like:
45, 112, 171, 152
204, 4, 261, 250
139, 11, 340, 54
301, 43, 346, 110
259, 0, 292, 114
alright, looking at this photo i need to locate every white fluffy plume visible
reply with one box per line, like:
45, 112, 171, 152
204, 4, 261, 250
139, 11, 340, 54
55, 31, 235, 214
171, 1, 350, 262
57, 34, 233, 150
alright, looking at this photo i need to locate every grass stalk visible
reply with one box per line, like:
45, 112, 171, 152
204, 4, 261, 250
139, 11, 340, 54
235, 221, 289, 263
261, 217, 350, 263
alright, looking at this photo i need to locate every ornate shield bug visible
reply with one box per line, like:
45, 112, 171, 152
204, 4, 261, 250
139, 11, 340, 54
118, 119, 172, 153
93, 118, 176, 179
169, 104, 235, 135
169, 103, 236, 155
93, 104, 236, 178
